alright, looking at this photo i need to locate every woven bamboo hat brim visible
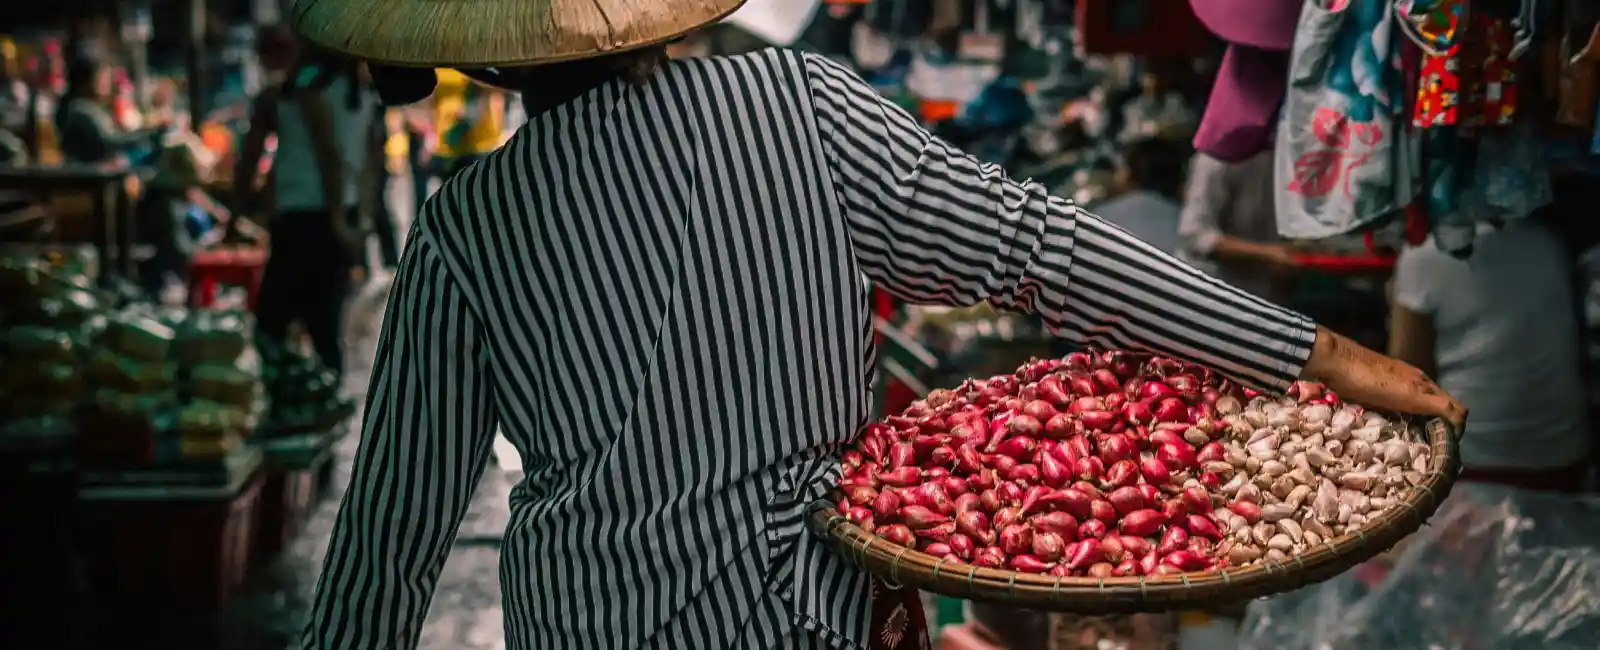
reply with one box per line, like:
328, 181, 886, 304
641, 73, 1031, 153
292, 0, 749, 68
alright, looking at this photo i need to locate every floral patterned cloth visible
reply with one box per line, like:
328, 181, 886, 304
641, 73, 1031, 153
1274, 0, 1418, 240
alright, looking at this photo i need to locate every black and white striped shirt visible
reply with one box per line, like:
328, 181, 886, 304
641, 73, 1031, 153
304, 49, 1317, 650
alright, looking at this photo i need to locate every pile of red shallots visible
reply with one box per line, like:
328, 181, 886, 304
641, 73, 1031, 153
836, 349, 1430, 578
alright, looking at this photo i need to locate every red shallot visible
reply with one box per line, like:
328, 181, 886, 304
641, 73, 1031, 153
901, 505, 950, 530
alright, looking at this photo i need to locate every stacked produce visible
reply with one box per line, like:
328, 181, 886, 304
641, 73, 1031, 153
258, 339, 355, 436
172, 308, 263, 461
836, 349, 1432, 577
0, 248, 270, 468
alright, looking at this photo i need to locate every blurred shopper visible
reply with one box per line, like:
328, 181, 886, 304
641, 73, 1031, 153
0, 39, 31, 164
1390, 222, 1590, 492
431, 68, 504, 178
366, 107, 405, 274
403, 103, 434, 229
1178, 150, 1301, 304
1117, 60, 1197, 143
56, 56, 163, 165
1092, 137, 1188, 254
234, 50, 381, 376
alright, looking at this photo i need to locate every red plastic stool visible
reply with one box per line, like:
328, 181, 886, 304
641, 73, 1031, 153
188, 248, 267, 311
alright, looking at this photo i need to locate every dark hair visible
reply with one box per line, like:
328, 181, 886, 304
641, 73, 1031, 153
62, 55, 105, 103
1120, 137, 1189, 199
369, 46, 668, 109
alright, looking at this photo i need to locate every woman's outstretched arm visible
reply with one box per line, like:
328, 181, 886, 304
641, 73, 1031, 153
799, 53, 1465, 428
302, 215, 500, 649
800, 53, 1314, 391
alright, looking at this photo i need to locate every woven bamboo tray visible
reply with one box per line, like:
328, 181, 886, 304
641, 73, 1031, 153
809, 418, 1460, 614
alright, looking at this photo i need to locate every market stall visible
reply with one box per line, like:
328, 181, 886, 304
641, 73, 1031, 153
0, 241, 353, 644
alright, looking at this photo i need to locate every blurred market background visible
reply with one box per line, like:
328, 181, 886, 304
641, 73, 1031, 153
4, 1, 1600, 649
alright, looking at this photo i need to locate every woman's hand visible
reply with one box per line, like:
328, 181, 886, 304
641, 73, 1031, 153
1300, 326, 1467, 432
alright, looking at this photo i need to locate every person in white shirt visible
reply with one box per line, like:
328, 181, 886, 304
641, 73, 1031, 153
1090, 137, 1185, 254
234, 51, 382, 377
1178, 151, 1303, 306
1390, 221, 1590, 490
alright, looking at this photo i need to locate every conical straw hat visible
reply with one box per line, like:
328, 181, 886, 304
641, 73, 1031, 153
292, 0, 749, 68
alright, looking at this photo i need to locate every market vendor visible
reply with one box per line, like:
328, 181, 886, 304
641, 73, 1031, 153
55, 56, 164, 166
293, 1, 1467, 648
233, 48, 382, 377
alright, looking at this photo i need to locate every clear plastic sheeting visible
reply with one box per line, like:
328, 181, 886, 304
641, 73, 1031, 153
1239, 483, 1600, 650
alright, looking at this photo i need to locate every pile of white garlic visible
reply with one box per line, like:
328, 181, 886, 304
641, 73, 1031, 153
1202, 382, 1433, 566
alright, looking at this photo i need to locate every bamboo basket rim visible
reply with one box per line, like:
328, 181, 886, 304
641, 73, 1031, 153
809, 417, 1460, 613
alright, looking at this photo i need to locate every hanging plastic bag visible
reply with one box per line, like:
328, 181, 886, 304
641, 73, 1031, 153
1238, 483, 1600, 649
1275, 0, 1418, 239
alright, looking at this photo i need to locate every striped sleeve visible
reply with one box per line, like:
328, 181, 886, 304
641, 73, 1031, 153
798, 53, 1317, 390
302, 225, 499, 649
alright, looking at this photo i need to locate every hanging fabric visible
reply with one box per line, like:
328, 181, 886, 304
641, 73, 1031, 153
1554, 3, 1600, 128
1275, 0, 1418, 240
1193, 46, 1291, 161
1189, 0, 1302, 161
1407, 0, 1546, 256
1190, 0, 1304, 51
1412, 6, 1522, 128
1394, 0, 1467, 55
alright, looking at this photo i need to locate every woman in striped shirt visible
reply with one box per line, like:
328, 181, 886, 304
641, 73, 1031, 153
293, 2, 1465, 649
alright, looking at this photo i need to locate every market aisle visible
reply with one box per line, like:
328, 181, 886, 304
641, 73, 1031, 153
217, 172, 515, 650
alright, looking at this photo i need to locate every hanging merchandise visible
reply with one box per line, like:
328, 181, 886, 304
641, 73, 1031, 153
1403, 0, 1552, 256
1394, 0, 1467, 54
1275, 0, 1419, 241
1459, 124, 1552, 218
1194, 46, 1292, 162
1191, 0, 1305, 50
1074, 0, 1209, 57
1554, 1, 1600, 128
1409, 2, 1522, 129
1190, 0, 1301, 162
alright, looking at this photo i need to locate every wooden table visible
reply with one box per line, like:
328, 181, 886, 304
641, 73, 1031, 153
0, 164, 148, 282
254, 433, 336, 566
77, 448, 265, 642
